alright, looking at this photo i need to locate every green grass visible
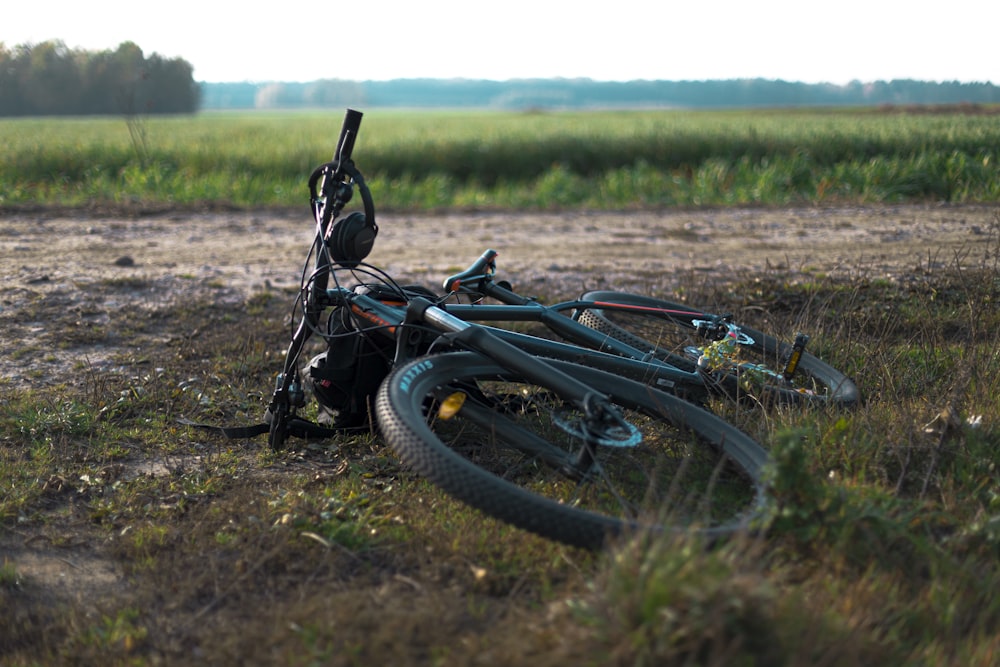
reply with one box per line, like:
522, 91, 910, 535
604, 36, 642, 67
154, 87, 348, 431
1, 108, 997, 210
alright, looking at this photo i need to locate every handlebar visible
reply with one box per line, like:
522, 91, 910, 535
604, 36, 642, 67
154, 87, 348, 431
308, 108, 365, 205
306, 109, 377, 244
334, 108, 363, 164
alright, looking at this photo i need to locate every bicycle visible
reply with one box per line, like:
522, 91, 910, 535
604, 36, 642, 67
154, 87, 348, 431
258, 109, 770, 550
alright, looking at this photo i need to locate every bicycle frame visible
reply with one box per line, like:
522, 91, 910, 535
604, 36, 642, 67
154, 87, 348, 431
329, 240, 840, 407
434, 247, 829, 396
326, 283, 710, 400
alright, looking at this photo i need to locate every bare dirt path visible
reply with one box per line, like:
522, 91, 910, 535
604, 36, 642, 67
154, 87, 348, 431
1, 203, 997, 387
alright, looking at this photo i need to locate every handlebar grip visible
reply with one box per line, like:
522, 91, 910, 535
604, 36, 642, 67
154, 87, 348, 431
334, 108, 363, 163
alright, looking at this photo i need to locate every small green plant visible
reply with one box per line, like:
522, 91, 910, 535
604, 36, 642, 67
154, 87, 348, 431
78, 608, 148, 655
0, 559, 21, 588
568, 533, 783, 665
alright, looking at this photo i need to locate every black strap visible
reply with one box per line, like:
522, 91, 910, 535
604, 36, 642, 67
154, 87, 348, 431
177, 417, 270, 439
177, 417, 361, 441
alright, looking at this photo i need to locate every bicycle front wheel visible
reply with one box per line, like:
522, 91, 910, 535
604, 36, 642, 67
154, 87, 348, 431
375, 351, 768, 550
575, 291, 859, 407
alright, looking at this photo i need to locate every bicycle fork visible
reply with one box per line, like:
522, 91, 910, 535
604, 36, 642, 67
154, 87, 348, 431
266, 299, 323, 437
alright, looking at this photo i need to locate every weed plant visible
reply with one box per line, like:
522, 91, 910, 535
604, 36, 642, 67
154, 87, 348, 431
2, 216, 1000, 664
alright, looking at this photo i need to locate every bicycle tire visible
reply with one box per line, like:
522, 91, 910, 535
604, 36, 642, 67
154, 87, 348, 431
375, 351, 768, 550
576, 291, 859, 407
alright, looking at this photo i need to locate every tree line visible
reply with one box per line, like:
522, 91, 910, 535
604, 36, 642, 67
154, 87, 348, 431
203, 78, 1000, 111
0, 40, 200, 116
3, 40, 997, 115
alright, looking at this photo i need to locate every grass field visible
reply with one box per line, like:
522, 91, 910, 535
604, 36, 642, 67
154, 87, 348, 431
1, 107, 998, 210
3, 108, 1000, 664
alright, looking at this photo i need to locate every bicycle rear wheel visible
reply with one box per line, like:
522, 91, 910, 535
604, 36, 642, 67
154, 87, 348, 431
375, 351, 768, 550
575, 291, 859, 407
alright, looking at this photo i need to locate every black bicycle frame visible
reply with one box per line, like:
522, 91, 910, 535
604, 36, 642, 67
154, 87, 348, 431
332, 287, 710, 400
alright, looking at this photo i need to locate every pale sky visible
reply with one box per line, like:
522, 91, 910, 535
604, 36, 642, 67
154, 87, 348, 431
4, 0, 997, 84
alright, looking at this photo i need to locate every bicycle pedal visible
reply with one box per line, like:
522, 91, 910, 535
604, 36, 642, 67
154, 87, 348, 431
781, 333, 810, 379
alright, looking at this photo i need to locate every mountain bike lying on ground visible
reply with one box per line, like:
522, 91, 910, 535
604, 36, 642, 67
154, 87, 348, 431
241, 108, 773, 550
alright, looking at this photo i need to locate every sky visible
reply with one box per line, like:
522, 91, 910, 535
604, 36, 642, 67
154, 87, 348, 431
4, 0, 997, 85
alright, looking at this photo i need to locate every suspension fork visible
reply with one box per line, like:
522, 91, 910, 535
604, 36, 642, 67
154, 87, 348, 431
269, 236, 332, 414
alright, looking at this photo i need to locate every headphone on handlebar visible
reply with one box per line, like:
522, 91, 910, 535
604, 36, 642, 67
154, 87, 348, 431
308, 159, 378, 268
329, 211, 377, 267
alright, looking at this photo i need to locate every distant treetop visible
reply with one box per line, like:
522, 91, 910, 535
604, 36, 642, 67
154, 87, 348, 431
3, 40, 994, 116
0, 40, 200, 116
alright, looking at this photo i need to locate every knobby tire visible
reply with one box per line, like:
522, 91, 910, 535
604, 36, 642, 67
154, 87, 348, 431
375, 351, 768, 550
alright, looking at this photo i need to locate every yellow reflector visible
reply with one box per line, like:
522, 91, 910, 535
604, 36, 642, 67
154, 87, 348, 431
437, 392, 467, 420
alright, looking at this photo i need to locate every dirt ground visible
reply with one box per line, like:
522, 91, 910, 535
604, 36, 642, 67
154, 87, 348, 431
1, 202, 999, 649
1, 203, 997, 388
